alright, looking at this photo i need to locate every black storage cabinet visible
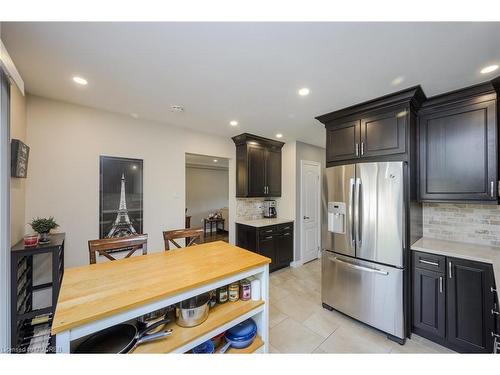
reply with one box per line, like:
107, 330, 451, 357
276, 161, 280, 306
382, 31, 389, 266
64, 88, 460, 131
418, 77, 500, 203
236, 222, 293, 272
232, 133, 284, 198
412, 250, 497, 353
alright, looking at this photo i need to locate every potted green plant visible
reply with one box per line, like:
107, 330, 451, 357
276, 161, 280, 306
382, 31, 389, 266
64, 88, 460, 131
29, 217, 59, 244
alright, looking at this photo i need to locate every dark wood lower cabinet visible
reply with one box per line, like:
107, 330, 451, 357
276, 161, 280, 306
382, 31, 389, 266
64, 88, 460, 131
447, 257, 496, 353
412, 251, 497, 353
236, 222, 293, 272
413, 267, 446, 344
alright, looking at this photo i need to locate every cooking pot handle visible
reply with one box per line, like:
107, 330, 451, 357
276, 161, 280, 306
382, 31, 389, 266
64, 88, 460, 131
138, 317, 172, 337
136, 329, 173, 346
218, 340, 231, 354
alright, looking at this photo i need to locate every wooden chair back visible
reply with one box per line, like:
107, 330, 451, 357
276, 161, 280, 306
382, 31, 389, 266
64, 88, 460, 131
88, 234, 148, 264
163, 228, 204, 250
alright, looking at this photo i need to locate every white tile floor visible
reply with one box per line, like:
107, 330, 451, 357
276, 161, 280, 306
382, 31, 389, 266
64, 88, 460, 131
268, 259, 455, 353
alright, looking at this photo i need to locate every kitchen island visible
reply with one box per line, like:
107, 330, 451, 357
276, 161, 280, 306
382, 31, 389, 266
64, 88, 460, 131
51, 241, 271, 353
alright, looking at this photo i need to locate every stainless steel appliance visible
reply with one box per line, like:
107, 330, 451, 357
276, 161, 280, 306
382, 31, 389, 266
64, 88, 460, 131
321, 162, 405, 340
263, 200, 277, 218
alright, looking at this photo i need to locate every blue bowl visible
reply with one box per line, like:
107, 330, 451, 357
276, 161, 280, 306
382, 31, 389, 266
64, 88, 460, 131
192, 339, 215, 354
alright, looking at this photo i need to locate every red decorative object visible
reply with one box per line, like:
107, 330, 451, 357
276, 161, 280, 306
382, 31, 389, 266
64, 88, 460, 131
24, 234, 39, 248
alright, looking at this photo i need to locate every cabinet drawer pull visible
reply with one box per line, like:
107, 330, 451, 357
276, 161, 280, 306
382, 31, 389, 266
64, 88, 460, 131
283, 232, 291, 236
492, 309, 500, 316
419, 259, 439, 267
265, 236, 273, 240
439, 276, 443, 293
492, 286, 498, 293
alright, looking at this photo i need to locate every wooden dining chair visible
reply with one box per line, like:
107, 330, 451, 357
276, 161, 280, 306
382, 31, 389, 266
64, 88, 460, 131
88, 234, 148, 264
163, 228, 204, 250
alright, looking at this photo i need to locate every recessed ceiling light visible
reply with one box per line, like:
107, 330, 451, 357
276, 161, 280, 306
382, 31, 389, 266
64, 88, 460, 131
229, 120, 238, 126
213, 159, 218, 163
170, 105, 184, 112
480, 64, 499, 74
298, 88, 310, 96
276, 133, 283, 139
130, 113, 139, 119
72, 76, 88, 86
391, 76, 404, 86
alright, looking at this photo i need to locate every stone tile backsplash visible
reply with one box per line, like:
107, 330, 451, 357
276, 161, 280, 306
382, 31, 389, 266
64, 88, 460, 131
236, 198, 279, 220
423, 203, 500, 247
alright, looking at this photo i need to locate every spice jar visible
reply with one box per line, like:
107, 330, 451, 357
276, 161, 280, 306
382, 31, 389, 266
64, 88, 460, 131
217, 285, 228, 304
240, 279, 251, 301
228, 282, 239, 302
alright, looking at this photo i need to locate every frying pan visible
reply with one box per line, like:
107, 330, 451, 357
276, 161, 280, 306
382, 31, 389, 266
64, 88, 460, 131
74, 318, 172, 353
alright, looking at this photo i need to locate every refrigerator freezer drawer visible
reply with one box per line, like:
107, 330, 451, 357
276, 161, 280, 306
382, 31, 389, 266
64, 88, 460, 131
321, 251, 404, 339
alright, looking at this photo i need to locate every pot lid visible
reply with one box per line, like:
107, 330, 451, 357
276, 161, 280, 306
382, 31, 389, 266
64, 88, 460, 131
192, 339, 215, 354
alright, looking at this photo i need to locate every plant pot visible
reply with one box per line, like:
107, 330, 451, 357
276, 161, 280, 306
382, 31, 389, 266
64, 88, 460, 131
39, 232, 50, 244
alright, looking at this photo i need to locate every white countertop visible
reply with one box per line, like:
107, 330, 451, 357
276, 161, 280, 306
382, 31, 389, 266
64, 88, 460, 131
235, 218, 294, 228
412, 237, 500, 285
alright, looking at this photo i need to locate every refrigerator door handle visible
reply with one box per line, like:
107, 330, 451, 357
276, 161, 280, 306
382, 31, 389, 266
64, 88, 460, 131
349, 178, 355, 246
355, 177, 362, 247
328, 255, 389, 276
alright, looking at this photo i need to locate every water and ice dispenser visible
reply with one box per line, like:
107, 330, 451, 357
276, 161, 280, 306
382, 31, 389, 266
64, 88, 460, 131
328, 202, 346, 234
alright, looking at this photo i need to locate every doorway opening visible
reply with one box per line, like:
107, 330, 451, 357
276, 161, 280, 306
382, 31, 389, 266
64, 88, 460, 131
185, 153, 229, 244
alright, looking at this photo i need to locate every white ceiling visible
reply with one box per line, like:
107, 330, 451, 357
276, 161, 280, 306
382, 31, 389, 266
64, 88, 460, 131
2, 22, 500, 147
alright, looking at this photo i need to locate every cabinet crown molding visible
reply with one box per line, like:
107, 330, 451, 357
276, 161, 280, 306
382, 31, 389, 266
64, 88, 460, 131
231, 133, 285, 148
315, 85, 426, 125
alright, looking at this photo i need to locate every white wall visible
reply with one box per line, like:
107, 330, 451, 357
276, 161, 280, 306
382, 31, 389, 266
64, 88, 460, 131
186, 166, 228, 228
25, 95, 236, 268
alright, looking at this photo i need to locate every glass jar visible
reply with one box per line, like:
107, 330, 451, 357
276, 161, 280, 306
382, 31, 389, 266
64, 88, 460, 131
240, 279, 251, 301
216, 286, 228, 304
228, 282, 239, 302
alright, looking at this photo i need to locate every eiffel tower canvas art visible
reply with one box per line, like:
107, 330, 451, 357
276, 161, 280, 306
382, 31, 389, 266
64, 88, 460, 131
99, 156, 143, 239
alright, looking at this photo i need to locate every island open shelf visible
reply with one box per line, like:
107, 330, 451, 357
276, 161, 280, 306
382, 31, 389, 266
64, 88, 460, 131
132, 300, 265, 353
52, 241, 270, 354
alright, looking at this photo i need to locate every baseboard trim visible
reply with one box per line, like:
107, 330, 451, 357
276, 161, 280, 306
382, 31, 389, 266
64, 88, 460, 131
290, 260, 303, 268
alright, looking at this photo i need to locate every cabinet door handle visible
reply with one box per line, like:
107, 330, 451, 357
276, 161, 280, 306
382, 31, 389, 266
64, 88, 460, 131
491, 181, 495, 198
492, 286, 498, 293
361, 142, 365, 155
355, 143, 359, 156
439, 276, 443, 293
448, 261, 452, 279
419, 259, 439, 267
492, 309, 499, 316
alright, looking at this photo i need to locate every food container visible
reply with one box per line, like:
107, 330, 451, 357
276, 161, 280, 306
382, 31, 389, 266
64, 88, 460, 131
192, 339, 215, 354
250, 279, 261, 301
176, 292, 211, 328
228, 282, 239, 302
240, 279, 251, 301
216, 285, 228, 304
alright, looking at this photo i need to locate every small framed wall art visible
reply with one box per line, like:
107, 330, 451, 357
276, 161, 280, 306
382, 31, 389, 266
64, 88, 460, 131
11, 139, 30, 178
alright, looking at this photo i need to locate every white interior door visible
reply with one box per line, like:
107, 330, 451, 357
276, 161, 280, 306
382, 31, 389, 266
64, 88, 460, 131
301, 160, 321, 264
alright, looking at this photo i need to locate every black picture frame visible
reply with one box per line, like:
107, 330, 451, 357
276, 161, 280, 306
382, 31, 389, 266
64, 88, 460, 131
11, 139, 30, 178
99, 156, 143, 239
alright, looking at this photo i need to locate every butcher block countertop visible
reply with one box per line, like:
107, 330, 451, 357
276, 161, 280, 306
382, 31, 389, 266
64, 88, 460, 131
51, 241, 270, 335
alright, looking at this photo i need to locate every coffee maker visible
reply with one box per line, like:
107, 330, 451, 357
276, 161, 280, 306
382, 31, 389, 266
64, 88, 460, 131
263, 200, 277, 218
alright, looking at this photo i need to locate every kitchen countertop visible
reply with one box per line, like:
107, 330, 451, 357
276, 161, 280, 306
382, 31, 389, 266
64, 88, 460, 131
411, 237, 500, 285
235, 218, 294, 228
51, 241, 270, 334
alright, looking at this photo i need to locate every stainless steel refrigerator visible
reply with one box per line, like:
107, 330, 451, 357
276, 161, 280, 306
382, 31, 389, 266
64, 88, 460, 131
321, 161, 405, 340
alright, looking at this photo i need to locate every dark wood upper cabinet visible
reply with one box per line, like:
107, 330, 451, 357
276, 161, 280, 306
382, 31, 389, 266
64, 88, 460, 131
418, 79, 500, 203
233, 133, 284, 198
326, 120, 360, 162
360, 107, 406, 157
316, 86, 425, 166
447, 257, 495, 353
